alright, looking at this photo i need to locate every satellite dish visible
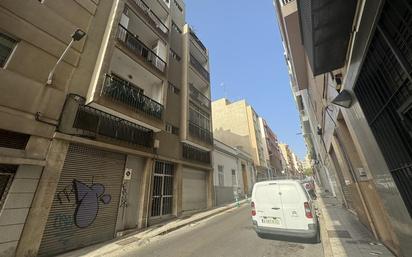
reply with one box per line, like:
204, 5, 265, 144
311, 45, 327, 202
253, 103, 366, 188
331, 90, 353, 108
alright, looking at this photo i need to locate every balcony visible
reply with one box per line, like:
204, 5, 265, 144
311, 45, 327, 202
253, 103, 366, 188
129, 0, 169, 38
189, 122, 213, 145
117, 24, 166, 73
189, 84, 210, 109
190, 54, 210, 81
182, 143, 211, 164
281, 0, 294, 5
190, 29, 206, 52
102, 74, 164, 119
60, 94, 154, 148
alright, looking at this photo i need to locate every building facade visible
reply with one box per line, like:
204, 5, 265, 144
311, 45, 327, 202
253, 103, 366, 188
0, 0, 214, 256
258, 117, 284, 178
212, 140, 254, 206
211, 98, 273, 181
274, 0, 412, 256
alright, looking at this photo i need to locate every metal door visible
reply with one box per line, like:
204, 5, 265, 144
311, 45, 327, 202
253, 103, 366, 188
151, 161, 174, 217
353, 0, 412, 217
182, 167, 207, 212
38, 144, 125, 256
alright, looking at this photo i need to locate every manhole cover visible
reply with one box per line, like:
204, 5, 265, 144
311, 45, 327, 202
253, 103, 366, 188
345, 240, 358, 244
327, 230, 352, 238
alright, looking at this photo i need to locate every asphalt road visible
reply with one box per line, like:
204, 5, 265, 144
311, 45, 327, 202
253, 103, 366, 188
111, 205, 324, 257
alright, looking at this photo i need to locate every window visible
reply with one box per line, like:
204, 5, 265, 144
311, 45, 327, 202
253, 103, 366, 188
165, 123, 179, 135
189, 103, 210, 130
174, 0, 183, 13
218, 165, 224, 186
172, 22, 182, 34
168, 82, 180, 94
0, 33, 17, 68
170, 49, 181, 61
0, 165, 17, 210
231, 169, 237, 186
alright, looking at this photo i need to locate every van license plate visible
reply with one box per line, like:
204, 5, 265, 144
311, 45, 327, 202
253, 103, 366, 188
262, 217, 281, 225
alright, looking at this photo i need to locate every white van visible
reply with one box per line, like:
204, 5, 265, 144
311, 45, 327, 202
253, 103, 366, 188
251, 180, 319, 242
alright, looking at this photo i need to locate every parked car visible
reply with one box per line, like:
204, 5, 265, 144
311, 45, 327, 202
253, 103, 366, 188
302, 177, 317, 199
251, 180, 319, 243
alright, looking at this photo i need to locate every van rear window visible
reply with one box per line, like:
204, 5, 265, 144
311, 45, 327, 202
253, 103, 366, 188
255, 185, 279, 204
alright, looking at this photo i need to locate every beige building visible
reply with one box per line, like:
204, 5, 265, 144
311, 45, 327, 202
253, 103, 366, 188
0, 0, 214, 256
278, 143, 297, 175
274, 0, 412, 256
212, 99, 268, 180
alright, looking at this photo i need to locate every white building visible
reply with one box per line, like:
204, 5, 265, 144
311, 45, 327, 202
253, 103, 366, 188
213, 140, 255, 206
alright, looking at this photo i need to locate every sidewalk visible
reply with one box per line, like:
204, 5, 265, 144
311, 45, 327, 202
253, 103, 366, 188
316, 191, 395, 257
57, 199, 248, 257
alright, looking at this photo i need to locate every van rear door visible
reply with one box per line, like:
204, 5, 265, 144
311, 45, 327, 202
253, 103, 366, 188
279, 183, 307, 230
254, 183, 285, 229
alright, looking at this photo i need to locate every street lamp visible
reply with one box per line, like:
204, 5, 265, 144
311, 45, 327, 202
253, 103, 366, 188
46, 29, 86, 85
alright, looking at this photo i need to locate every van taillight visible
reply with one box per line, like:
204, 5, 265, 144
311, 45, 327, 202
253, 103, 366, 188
304, 202, 313, 219
251, 201, 256, 216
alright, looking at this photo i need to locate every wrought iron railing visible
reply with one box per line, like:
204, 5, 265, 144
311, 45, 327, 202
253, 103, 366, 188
182, 143, 210, 164
190, 29, 207, 52
189, 84, 210, 109
117, 24, 166, 73
130, 0, 169, 36
73, 100, 154, 148
188, 121, 213, 145
190, 54, 210, 81
281, 0, 294, 5
102, 74, 163, 119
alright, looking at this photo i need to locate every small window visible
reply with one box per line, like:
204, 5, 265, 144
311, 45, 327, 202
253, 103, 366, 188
174, 0, 183, 13
165, 123, 179, 135
231, 169, 237, 186
171, 22, 182, 34
218, 165, 224, 186
170, 49, 181, 61
168, 82, 180, 94
0, 33, 17, 68
0, 165, 17, 210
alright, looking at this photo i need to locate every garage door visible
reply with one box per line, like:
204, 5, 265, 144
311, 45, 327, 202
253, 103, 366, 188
38, 144, 125, 256
182, 167, 207, 212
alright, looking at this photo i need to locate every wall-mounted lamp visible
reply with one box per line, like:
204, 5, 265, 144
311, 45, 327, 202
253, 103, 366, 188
46, 29, 86, 85
331, 89, 353, 108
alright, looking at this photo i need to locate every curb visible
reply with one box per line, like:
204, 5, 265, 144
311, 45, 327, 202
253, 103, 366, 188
317, 197, 333, 257
58, 200, 248, 257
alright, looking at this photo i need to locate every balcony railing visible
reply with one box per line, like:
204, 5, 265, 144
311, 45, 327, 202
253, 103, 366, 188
189, 84, 210, 109
190, 30, 207, 52
63, 94, 154, 148
280, 0, 294, 5
188, 122, 213, 145
182, 143, 211, 164
102, 74, 164, 119
130, 0, 169, 37
190, 54, 210, 81
117, 24, 166, 73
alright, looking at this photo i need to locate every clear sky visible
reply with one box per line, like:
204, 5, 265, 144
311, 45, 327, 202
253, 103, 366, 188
185, 0, 307, 159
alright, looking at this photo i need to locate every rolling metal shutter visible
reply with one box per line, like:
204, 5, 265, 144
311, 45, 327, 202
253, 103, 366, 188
38, 144, 125, 256
182, 167, 207, 212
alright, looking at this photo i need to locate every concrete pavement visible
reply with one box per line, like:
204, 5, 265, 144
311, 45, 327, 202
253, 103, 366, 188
317, 191, 395, 257
110, 204, 324, 257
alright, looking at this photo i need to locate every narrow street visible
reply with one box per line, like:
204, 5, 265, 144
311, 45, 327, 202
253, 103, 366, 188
111, 205, 324, 257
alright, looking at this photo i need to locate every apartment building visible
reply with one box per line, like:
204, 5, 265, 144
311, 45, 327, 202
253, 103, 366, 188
258, 117, 284, 178
212, 99, 269, 180
212, 139, 254, 206
0, 0, 213, 256
274, 0, 412, 256
278, 143, 297, 175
